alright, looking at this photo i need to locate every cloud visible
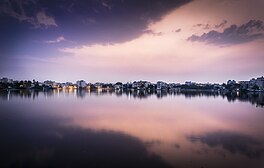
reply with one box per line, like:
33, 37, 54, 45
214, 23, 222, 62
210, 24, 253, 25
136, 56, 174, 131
193, 20, 227, 30
0, 0, 191, 44
174, 28, 181, 33
0, 0, 57, 28
215, 20, 227, 29
101, 1, 112, 10
193, 23, 203, 27
193, 23, 210, 29
188, 20, 264, 46
144, 28, 181, 36
45, 36, 65, 43
38, 0, 192, 44
45, 36, 75, 44
0, 0, 34, 24
36, 11, 57, 27
144, 30, 164, 36
82, 17, 97, 25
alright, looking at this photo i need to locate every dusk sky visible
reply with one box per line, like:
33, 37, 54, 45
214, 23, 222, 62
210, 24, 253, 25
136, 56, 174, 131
0, 0, 263, 83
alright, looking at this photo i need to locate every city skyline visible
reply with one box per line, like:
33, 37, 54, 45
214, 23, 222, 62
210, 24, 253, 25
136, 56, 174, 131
0, 0, 264, 83
1, 76, 263, 84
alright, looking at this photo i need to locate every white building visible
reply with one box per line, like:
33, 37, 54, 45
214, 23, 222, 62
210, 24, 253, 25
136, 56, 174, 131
76, 80, 87, 88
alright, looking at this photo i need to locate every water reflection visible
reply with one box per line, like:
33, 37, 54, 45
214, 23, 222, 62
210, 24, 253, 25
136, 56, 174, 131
187, 131, 264, 159
0, 89, 263, 108
0, 109, 171, 168
0, 89, 264, 168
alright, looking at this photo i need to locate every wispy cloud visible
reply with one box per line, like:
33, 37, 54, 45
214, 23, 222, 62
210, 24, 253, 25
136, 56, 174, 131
82, 17, 97, 25
193, 20, 228, 30
188, 20, 264, 46
45, 36, 75, 44
0, 0, 57, 28
102, 1, 112, 10
214, 20, 227, 29
36, 11, 57, 28
144, 30, 164, 36
174, 28, 181, 33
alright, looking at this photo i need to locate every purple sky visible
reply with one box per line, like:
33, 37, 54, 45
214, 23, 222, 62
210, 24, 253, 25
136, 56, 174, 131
0, 0, 263, 83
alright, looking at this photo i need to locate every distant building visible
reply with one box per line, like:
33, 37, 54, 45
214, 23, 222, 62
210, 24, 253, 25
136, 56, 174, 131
131, 81, 152, 90
144, 81, 151, 88
132, 81, 138, 89
86, 83, 93, 90
255, 77, 264, 90
76, 80, 87, 88
66, 82, 73, 86
227, 80, 236, 85
168, 83, 181, 89
251, 77, 264, 90
60, 83, 67, 89
38, 82, 44, 87
44, 80, 56, 87
94, 82, 103, 89
239, 81, 250, 89
0, 77, 11, 83
238, 76, 264, 90
64, 82, 73, 88
157, 81, 167, 90
114, 82, 123, 90
185, 81, 196, 86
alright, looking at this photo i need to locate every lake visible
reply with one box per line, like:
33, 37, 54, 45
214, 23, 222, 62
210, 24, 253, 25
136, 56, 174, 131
0, 89, 264, 168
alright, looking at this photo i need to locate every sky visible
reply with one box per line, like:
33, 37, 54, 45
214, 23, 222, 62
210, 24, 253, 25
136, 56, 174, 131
0, 0, 263, 83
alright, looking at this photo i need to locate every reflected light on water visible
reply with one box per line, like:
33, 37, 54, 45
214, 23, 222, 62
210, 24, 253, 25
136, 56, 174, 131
0, 89, 264, 168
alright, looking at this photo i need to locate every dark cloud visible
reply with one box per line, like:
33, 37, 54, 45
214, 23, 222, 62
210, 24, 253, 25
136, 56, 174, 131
187, 131, 264, 158
188, 20, 264, 46
145, 28, 182, 36
144, 140, 162, 146
193, 23, 210, 29
193, 20, 227, 30
50, 0, 192, 44
144, 30, 164, 36
215, 20, 227, 29
174, 143, 181, 149
193, 23, 203, 27
0, 0, 192, 73
0, 0, 192, 43
174, 28, 181, 32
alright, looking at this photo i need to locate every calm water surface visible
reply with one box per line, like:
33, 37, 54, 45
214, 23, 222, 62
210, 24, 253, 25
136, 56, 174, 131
0, 90, 264, 168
